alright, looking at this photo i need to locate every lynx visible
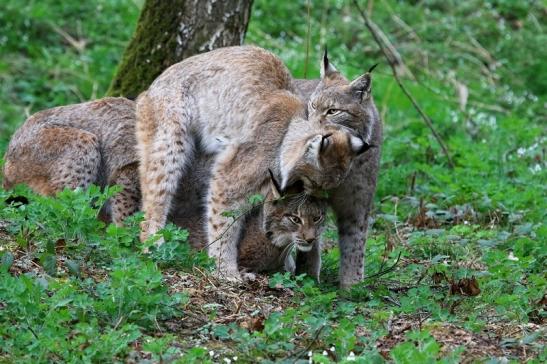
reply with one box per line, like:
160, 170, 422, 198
2, 97, 140, 224
238, 173, 326, 280
179, 169, 327, 281
136, 46, 368, 280
300, 52, 382, 288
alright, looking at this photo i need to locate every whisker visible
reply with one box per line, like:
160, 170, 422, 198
280, 241, 295, 260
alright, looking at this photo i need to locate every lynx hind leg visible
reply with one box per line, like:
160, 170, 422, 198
136, 93, 193, 242
5, 126, 101, 195
295, 242, 322, 282
108, 163, 141, 225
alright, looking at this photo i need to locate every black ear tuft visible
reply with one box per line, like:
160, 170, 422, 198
284, 179, 305, 195
320, 46, 338, 78
268, 169, 283, 197
368, 63, 379, 73
320, 133, 333, 153
322, 47, 329, 73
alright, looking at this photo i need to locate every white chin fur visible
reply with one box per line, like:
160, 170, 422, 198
296, 242, 313, 252
350, 135, 364, 153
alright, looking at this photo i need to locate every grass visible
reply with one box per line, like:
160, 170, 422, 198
0, 0, 545, 362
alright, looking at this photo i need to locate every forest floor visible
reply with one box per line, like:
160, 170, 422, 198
0, 0, 545, 363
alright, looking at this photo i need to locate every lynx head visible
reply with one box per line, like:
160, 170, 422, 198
262, 170, 327, 253
279, 118, 368, 192
308, 49, 379, 143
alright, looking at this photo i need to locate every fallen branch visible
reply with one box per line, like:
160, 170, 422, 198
353, 0, 455, 168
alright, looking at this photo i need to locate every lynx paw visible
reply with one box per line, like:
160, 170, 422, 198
140, 221, 164, 246
214, 267, 242, 282
241, 272, 257, 282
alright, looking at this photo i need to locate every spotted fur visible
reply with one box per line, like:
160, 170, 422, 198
2, 98, 140, 224
136, 46, 365, 280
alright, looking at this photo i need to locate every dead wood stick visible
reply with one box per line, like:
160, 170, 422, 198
353, 0, 455, 168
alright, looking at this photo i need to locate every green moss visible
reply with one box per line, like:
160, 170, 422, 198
107, 0, 187, 97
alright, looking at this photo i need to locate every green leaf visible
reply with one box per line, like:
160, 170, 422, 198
41, 253, 57, 276
65, 259, 81, 277
248, 194, 264, 205
0, 251, 14, 271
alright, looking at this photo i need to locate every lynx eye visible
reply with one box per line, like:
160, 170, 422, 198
325, 109, 340, 116
310, 102, 317, 110
313, 215, 324, 224
287, 215, 302, 225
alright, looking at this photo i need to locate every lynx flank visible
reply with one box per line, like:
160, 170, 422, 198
136, 46, 367, 280
3, 98, 140, 224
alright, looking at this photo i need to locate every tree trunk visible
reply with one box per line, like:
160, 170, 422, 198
107, 0, 254, 97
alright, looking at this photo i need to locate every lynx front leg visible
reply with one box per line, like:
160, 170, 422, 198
206, 144, 264, 281
136, 94, 193, 242
330, 153, 379, 288
206, 170, 245, 280
295, 242, 322, 282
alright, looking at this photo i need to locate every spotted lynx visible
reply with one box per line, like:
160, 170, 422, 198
180, 169, 327, 281
301, 52, 382, 288
2, 98, 140, 224
238, 173, 327, 281
136, 46, 367, 281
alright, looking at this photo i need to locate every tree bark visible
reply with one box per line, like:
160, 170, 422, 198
107, 0, 254, 97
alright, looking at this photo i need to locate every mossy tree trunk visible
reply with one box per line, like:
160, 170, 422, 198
107, 0, 254, 97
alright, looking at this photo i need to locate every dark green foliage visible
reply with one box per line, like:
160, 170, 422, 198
0, 187, 205, 362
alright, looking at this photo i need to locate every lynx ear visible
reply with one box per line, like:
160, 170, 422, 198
320, 48, 338, 78
350, 73, 372, 102
268, 169, 283, 199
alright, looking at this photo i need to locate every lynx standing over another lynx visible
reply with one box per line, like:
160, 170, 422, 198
137, 46, 377, 285
2, 98, 141, 224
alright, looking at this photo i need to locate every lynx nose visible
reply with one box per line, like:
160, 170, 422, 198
305, 238, 315, 245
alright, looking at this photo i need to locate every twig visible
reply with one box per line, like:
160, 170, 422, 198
353, 0, 455, 168
48, 22, 86, 53
288, 324, 326, 363
202, 203, 260, 250
27, 324, 39, 340
355, 4, 414, 79
303, 0, 311, 78
364, 251, 402, 280
193, 266, 218, 289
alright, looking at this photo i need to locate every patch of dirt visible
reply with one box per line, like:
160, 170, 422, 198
163, 268, 296, 335
376, 313, 545, 362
